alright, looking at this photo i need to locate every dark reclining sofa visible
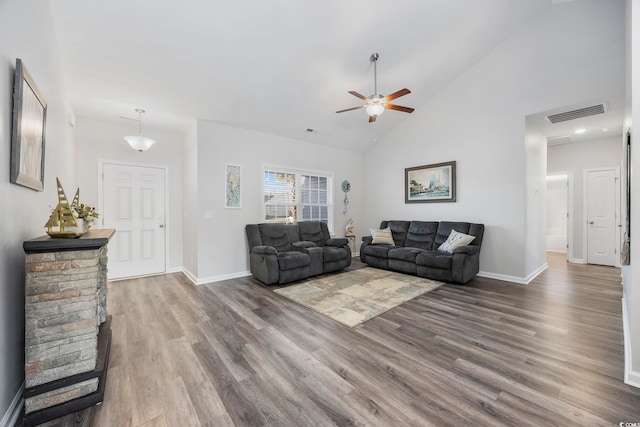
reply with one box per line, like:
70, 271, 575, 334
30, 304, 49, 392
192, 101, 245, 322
246, 221, 352, 285
360, 220, 484, 284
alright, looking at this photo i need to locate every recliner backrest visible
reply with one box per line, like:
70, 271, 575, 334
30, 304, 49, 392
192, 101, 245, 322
434, 222, 484, 248
256, 223, 299, 252
379, 221, 410, 246
298, 221, 330, 245
405, 221, 439, 250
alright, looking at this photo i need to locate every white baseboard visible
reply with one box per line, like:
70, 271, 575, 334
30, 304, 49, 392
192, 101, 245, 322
182, 268, 198, 285
569, 258, 585, 264
477, 271, 528, 285
477, 263, 548, 285
622, 296, 640, 388
166, 266, 183, 274
182, 269, 252, 286
1, 382, 23, 427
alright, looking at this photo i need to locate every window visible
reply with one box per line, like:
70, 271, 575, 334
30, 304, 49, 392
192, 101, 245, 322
263, 167, 332, 228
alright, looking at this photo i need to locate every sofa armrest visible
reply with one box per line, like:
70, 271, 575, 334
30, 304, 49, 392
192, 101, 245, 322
293, 241, 317, 249
325, 238, 348, 247
452, 245, 480, 256
252, 245, 278, 255
361, 236, 373, 244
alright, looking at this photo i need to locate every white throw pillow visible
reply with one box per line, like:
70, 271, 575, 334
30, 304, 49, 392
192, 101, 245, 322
370, 228, 395, 245
438, 229, 475, 253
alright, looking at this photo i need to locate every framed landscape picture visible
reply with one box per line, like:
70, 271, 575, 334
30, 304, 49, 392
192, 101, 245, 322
10, 58, 47, 191
405, 161, 456, 203
225, 164, 241, 208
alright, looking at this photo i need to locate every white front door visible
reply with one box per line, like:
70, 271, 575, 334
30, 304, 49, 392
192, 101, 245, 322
102, 163, 166, 279
586, 168, 618, 266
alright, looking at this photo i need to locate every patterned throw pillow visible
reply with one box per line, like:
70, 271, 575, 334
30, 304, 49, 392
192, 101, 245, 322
370, 228, 395, 245
438, 229, 475, 253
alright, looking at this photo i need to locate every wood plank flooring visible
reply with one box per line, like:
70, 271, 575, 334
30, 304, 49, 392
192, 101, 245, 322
34, 253, 640, 426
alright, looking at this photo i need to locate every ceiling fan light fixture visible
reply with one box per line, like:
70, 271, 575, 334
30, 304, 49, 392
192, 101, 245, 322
336, 53, 414, 122
124, 108, 156, 152
366, 103, 385, 116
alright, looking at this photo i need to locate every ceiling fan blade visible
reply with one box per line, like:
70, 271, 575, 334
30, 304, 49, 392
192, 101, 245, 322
348, 91, 369, 101
386, 104, 415, 113
336, 105, 365, 114
384, 88, 411, 102
369, 115, 377, 123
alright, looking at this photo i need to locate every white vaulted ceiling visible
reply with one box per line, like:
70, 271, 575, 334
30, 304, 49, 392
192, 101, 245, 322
49, 0, 561, 151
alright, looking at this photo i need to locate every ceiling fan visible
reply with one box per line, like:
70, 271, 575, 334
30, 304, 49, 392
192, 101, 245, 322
336, 53, 414, 123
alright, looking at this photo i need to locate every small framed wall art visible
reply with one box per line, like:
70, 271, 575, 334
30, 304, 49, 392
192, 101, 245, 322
11, 58, 47, 191
225, 164, 241, 208
405, 161, 456, 203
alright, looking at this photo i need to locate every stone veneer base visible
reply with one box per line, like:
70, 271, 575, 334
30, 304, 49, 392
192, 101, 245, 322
23, 229, 114, 425
23, 318, 111, 427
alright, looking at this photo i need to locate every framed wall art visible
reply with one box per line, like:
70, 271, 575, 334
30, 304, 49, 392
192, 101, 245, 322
11, 58, 47, 191
405, 161, 456, 203
225, 164, 241, 208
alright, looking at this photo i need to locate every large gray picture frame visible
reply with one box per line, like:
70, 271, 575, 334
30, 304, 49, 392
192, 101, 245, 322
11, 58, 47, 191
405, 161, 456, 203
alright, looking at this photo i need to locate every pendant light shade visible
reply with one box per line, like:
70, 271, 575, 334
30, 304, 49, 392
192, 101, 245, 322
124, 108, 156, 152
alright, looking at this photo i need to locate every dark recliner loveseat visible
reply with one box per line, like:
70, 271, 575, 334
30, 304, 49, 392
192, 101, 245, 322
360, 220, 484, 284
246, 221, 352, 285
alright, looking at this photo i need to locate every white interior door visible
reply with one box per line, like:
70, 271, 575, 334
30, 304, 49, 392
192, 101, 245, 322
102, 163, 166, 279
586, 168, 618, 266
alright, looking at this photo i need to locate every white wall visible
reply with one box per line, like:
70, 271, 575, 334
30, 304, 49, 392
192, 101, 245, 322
623, 0, 640, 388
362, 0, 625, 282
525, 124, 548, 277
0, 1, 76, 422
193, 120, 363, 283
76, 117, 184, 272
548, 136, 623, 261
182, 123, 199, 278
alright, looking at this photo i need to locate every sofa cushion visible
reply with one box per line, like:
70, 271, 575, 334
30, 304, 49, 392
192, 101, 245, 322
388, 247, 425, 262
371, 228, 395, 245
363, 244, 397, 258
438, 229, 476, 253
323, 246, 348, 262
415, 251, 453, 269
277, 251, 310, 270
404, 221, 439, 250
259, 223, 294, 252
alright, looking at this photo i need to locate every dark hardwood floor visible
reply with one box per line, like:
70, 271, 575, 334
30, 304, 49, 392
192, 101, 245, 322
34, 253, 640, 426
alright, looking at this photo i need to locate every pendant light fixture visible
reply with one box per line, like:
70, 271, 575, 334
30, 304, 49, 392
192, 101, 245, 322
124, 108, 156, 152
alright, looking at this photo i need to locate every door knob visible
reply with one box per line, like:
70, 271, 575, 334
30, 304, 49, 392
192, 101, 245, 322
159, 224, 165, 228
589, 221, 594, 225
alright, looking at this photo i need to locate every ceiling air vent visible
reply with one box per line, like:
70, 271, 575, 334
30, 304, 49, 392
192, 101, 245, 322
545, 103, 608, 124
547, 135, 573, 146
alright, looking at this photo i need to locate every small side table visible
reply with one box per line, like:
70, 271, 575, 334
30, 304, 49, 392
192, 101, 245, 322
346, 235, 356, 255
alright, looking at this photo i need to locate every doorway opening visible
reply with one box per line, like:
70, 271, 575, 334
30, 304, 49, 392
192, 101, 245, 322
546, 173, 571, 262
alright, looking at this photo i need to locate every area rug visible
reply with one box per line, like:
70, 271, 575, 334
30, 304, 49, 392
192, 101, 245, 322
274, 268, 444, 327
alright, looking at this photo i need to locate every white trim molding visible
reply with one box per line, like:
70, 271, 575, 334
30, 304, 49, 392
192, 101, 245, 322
181, 269, 252, 286
478, 263, 548, 285
1, 382, 24, 427
623, 296, 640, 388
